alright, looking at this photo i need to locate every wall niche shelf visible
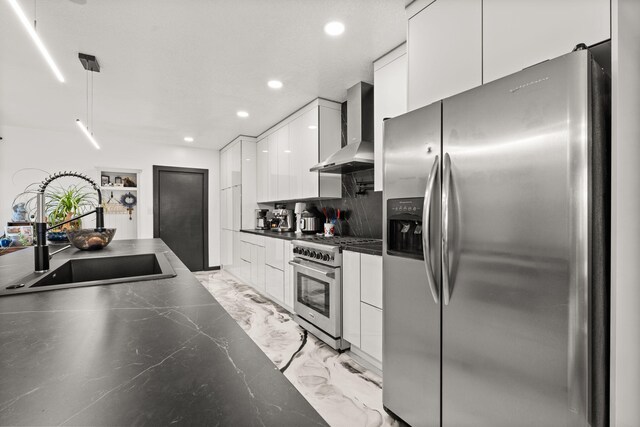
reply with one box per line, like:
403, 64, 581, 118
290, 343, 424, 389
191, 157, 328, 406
96, 167, 142, 240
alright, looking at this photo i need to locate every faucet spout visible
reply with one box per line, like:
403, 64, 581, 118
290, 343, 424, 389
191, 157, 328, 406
33, 171, 104, 273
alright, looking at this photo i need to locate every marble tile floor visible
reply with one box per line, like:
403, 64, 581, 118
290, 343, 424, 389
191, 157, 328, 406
195, 270, 399, 427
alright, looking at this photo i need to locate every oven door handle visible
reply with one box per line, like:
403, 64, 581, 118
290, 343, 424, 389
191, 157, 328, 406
288, 260, 335, 279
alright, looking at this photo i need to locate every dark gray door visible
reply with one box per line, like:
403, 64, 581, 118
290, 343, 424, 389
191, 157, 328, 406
153, 166, 208, 271
441, 51, 594, 426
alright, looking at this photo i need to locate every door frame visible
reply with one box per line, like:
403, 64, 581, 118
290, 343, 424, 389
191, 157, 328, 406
153, 165, 209, 270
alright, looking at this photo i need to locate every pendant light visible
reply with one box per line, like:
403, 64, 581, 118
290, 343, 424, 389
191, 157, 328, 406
76, 53, 101, 150
7, 0, 65, 82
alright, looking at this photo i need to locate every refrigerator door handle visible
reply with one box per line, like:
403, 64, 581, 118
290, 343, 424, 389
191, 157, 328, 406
422, 155, 440, 304
442, 153, 452, 305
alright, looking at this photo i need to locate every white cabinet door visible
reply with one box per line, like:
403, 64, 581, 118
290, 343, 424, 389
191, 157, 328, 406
283, 241, 294, 310
220, 189, 228, 230
256, 246, 266, 293
361, 303, 383, 362
241, 140, 257, 230
266, 265, 284, 303
483, 0, 610, 83
408, 0, 482, 110
361, 254, 383, 309
232, 185, 241, 231
374, 47, 407, 191
230, 141, 242, 187
240, 240, 251, 262
250, 244, 258, 285
287, 119, 301, 200
265, 238, 284, 270
343, 251, 361, 347
226, 188, 233, 230
267, 134, 278, 202
256, 138, 268, 203
275, 126, 291, 201
220, 149, 227, 189
221, 229, 233, 267
298, 109, 320, 199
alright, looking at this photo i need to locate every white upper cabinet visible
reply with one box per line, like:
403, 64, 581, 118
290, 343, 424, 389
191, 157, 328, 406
255, 99, 341, 203
407, 0, 482, 111
230, 142, 242, 187
275, 126, 291, 201
267, 134, 278, 202
241, 140, 257, 230
374, 44, 407, 191
482, 0, 610, 83
256, 138, 268, 203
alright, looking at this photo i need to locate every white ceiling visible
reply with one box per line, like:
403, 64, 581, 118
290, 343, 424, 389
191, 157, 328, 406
0, 0, 406, 150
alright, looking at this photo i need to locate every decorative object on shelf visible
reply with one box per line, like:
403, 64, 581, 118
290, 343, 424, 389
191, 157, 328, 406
114, 176, 123, 185
103, 191, 127, 214
11, 203, 28, 222
120, 192, 137, 220
123, 177, 136, 187
5, 225, 33, 246
0, 237, 11, 248
101, 175, 110, 186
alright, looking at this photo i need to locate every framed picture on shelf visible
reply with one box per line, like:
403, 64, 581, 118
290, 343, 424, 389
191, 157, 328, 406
101, 175, 110, 186
114, 176, 123, 185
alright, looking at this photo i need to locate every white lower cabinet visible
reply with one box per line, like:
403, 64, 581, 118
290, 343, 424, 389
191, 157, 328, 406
343, 251, 361, 347
342, 250, 383, 364
265, 265, 284, 303
227, 234, 293, 311
283, 241, 294, 310
360, 303, 383, 362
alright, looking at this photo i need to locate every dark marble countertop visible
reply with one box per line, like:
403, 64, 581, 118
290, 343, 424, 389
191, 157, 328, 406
342, 242, 383, 256
0, 239, 327, 426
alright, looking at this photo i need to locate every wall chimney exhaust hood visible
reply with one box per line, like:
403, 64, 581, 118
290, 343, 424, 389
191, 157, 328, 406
310, 82, 374, 174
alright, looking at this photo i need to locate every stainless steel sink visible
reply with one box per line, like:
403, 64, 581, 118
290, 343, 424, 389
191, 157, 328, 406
3, 253, 177, 296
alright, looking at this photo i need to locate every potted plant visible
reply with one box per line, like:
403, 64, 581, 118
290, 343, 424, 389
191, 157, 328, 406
45, 184, 98, 241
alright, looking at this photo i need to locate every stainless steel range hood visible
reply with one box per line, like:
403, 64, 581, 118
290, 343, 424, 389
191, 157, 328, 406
310, 82, 374, 174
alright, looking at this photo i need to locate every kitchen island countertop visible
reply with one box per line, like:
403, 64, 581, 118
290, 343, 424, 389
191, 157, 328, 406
0, 239, 327, 426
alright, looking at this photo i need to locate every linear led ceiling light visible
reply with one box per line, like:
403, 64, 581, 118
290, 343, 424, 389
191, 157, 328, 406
7, 0, 65, 82
75, 119, 100, 150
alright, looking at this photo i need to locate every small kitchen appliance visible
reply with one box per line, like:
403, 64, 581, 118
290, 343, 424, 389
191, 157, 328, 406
255, 209, 269, 230
294, 203, 306, 235
272, 208, 294, 232
299, 210, 322, 234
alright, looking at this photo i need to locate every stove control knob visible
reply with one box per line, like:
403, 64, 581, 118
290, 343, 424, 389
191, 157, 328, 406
322, 254, 330, 261
315, 252, 323, 260
293, 247, 299, 254
309, 251, 317, 258
303, 249, 310, 256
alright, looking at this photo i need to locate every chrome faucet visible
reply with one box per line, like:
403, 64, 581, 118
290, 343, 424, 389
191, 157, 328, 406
34, 172, 104, 273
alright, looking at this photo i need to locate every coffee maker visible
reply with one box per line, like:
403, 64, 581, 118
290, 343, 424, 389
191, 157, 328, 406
255, 209, 269, 230
272, 207, 294, 232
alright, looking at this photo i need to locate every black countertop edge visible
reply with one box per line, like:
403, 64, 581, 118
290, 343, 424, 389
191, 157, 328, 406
0, 238, 327, 426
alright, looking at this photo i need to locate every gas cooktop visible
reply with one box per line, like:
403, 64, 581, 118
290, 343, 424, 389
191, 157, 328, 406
300, 236, 381, 247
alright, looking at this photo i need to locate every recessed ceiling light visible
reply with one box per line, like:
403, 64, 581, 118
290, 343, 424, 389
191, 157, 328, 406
308, 125, 318, 130
324, 21, 345, 36
237, 111, 249, 118
284, 150, 291, 153
268, 80, 283, 89
184, 136, 194, 142
262, 150, 268, 153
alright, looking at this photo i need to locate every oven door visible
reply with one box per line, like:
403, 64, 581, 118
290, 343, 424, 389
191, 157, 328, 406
290, 257, 341, 338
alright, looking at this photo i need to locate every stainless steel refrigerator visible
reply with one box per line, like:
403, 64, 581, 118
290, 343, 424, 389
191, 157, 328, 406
382, 49, 609, 427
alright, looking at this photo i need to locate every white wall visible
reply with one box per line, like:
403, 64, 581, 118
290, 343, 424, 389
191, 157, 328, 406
611, 0, 640, 425
0, 125, 220, 268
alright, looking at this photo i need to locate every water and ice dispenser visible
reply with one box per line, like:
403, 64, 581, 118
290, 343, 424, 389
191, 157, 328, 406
386, 198, 424, 260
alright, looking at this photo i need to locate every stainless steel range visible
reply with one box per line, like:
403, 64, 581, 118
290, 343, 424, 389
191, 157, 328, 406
290, 237, 380, 351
